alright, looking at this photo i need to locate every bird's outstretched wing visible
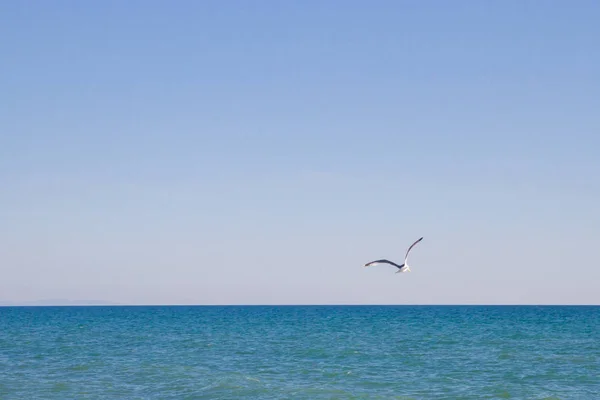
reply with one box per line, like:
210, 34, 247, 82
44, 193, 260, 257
404, 237, 423, 262
364, 259, 404, 269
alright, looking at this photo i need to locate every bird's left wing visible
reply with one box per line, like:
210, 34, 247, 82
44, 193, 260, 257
404, 237, 423, 261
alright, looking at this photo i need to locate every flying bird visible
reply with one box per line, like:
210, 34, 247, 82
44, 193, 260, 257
364, 237, 423, 273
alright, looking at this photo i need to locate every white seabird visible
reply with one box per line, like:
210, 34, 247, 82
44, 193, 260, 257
364, 237, 423, 273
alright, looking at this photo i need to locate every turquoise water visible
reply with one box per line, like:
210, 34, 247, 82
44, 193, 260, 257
0, 306, 598, 399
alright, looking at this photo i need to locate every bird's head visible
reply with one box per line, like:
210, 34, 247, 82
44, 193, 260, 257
395, 265, 411, 273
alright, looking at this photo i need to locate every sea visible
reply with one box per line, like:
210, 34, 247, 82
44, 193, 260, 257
0, 305, 598, 399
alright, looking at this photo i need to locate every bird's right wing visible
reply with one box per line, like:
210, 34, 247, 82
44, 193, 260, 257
364, 259, 402, 268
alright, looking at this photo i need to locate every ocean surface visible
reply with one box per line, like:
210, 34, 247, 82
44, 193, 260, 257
0, 305, 598, 399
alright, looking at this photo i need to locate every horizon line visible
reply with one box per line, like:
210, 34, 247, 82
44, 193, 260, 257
1, 303, 599, 307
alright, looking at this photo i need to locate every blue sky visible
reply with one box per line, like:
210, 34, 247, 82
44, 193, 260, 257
1, 1, 599, 305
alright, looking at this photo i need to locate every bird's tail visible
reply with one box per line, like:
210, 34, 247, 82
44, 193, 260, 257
395, 264, 405, 273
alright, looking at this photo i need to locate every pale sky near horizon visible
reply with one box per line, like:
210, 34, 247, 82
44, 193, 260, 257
1, 1, 599, 305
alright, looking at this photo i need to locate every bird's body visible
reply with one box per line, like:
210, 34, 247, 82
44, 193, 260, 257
364, 237, 423, 273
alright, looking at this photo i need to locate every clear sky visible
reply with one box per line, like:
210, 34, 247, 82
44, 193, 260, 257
1, 1, 599, 305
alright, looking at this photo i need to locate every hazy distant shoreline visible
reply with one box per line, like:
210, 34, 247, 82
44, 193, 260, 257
0, 299, 122, 306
